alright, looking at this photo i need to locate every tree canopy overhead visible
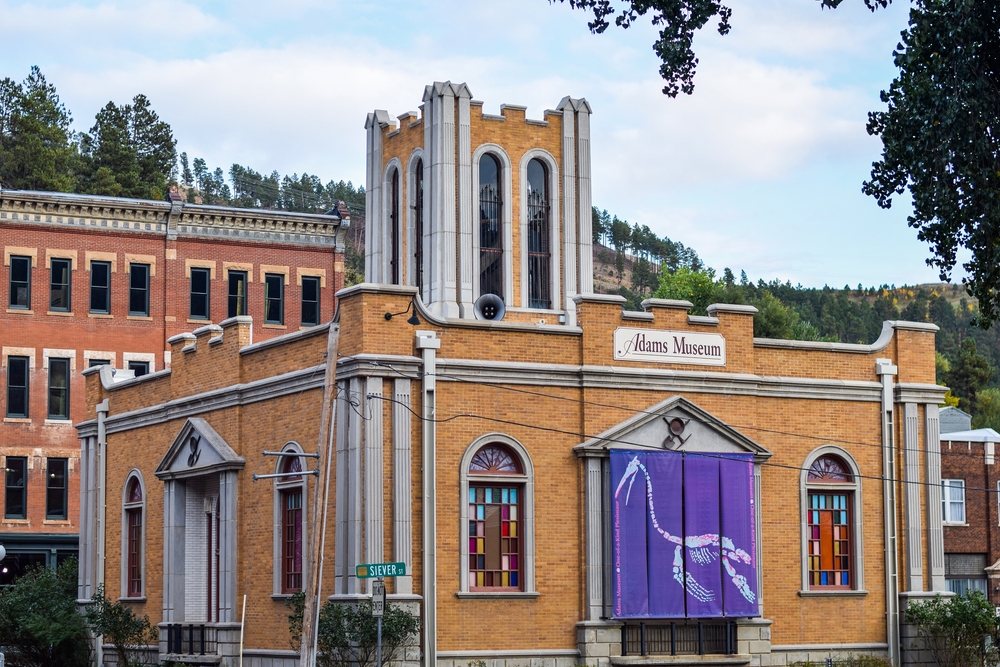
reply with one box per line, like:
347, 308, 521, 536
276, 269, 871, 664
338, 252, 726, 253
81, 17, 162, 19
560, 0, 1000, 329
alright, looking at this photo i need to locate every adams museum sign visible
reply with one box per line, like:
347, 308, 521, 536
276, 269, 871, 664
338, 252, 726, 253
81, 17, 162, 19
614, 328, 726, 366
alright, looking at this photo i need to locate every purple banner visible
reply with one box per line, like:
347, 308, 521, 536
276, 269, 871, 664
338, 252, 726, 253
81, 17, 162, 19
720, 454, 758, 615
610, 449, 759, 619
684, 454, 723, 617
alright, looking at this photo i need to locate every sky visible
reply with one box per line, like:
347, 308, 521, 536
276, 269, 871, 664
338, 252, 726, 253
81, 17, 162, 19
1, 0, 962, 289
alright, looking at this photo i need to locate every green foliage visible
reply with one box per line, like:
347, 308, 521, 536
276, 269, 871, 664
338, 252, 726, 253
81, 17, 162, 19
862, 1, 1000, 328
78, 94, 177, 199
0, 558, 89, 667
654, 265, 718, 313
85, 584, 159, 667
944, 338, 995, 413
972, 387, 1000, 431
904, 590, 1000, 667
287, 591, 420, 667
0, 66, 77, 192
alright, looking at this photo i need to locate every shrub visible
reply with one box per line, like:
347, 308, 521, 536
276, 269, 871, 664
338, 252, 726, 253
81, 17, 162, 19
85, 584, 159, 667
904, 590, 1000, 667
288, 592, 420, 667
0, 558, 89, 667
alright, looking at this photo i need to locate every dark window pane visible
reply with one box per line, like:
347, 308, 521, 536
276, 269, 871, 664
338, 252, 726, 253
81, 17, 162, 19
0, 552, 46, 586
190, 268, 210, 319
301, 276, 320, 326
414, 159, 424, 293
228, 271, 247, 318
526, 159, 551, 309
90, 261, 111, 313
46, 458, 67, 519
128, 361, 149, 377
479, 154, 503, 299
390, 168, 400, 284
47, 358, 70, 419
128, 264, 149, 316
49, 258, 71, 311
88, 359, 111, 368
9, 256, 31, 309
7, 356, 29, 418
265, 274, 283, 324
4, 456, 27, 519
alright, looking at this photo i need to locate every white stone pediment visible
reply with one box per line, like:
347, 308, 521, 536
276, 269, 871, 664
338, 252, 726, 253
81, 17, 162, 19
155, 417, 245, 480
574, 395, 772, 460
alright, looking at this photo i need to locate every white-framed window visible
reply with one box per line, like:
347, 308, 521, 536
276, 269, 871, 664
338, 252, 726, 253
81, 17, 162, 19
800, 446, 865, 593
942, 479, 966, 524
121, 470, 146, 598
458, 433, 537, 597
273, 442, 307, 596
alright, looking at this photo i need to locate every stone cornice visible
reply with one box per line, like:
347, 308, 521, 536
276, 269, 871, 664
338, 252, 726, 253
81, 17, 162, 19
75, 356, 924, 439
0, 187, 346, 250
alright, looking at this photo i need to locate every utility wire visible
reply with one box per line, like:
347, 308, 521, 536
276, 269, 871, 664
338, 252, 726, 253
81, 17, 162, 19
370, 361, 992, 466
368, 391, 999, 494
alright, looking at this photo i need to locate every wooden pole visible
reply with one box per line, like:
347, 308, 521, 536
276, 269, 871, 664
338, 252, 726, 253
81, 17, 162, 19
300, 322, 340, 667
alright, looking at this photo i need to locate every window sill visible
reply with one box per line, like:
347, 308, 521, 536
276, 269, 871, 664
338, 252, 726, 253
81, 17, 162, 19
2, 518, 29, 525
118, 596, 146, 603
4, 417, 31, 423
6, 308, 33, 315
88, 313, 113, 319
263, 323, 287, 329
943, 522, 969, 527
187, 318, 211, 324
47, 310, 74, 317
455, 590, 540, 600
127, 314, 153, 320
798, 589, 868, 598
299, 324, 319, 330
43, 518, 71, 525
44, 418, 73, 425
270, 593, 297, 600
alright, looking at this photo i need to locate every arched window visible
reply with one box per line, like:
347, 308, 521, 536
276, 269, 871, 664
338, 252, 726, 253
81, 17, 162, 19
479, 154, 504, 299
525, 158, 551, 309
389, 167, 401, 285
459, 436, 536, 597
122, 472, 145, 598
801, 450, 862, 592
273, 443, 307, 595
414, 158, 424, 293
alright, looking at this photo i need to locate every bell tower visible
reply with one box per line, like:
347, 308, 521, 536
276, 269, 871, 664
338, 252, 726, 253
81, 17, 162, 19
365, 81, 594, 325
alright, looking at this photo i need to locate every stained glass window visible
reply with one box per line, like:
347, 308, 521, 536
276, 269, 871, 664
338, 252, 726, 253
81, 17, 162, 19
124, 476, 144, 597
808, 455, 852, 482
807, 492, 852, 588
469, 444, 520, 475
282, 489, 303, 592
469, 484, 520, 589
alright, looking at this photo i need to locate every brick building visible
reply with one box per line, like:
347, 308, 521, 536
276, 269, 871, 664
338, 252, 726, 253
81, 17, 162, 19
938, 418, 1000, 601
0, 186, 347, 584
77, 82, 947, 667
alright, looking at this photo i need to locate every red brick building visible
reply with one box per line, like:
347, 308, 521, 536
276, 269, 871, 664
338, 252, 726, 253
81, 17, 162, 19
939, 418, 1000, 601
0, 186, 347, 583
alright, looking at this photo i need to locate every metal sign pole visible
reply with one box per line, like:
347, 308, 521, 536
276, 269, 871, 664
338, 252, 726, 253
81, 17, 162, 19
372, 577, 385, 667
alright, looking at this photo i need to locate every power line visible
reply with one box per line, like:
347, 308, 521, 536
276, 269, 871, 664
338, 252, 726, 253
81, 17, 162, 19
369, 391, 1000, 494
367, 361, 998, 490
370, 361, 992, 463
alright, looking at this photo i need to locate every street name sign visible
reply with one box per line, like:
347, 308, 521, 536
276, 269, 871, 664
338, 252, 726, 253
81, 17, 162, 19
356, 561, 406, 578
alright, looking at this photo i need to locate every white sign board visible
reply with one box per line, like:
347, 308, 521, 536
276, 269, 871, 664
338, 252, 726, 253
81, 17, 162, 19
614, 327, 726, 366
371, 579, 385, 617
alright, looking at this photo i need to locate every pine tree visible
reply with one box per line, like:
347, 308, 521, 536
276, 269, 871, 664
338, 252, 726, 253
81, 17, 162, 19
0, 67, 77, 192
